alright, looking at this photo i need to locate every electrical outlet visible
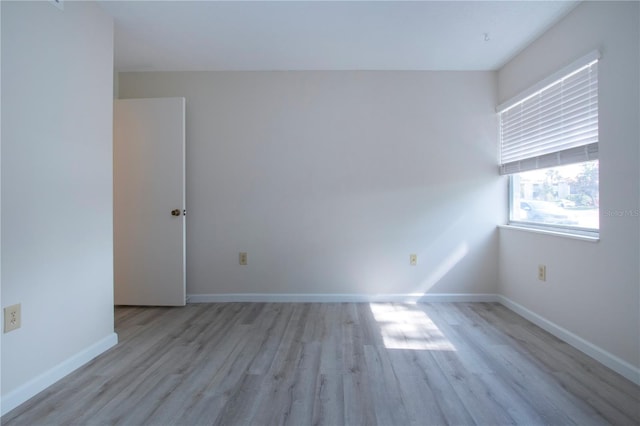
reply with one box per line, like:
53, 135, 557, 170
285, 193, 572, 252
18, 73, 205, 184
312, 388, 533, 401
538, 264, 546, 281
410, 254, 417, 266
4, 304, 21, 333
239, 252, 248, 265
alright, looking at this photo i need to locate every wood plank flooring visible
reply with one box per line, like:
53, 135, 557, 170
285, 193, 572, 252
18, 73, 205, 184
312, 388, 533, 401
3, 302, 639, 425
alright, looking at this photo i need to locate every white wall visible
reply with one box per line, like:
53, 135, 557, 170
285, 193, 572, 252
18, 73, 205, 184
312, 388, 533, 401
498, 2, 640, 370
1, 1, 116, 411
119, 71, 501, 298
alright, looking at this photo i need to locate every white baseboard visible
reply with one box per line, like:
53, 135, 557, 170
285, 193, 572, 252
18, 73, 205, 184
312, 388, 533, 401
497, 295, 640, 386
0, 332, 118, 416
187, 293, 498, 303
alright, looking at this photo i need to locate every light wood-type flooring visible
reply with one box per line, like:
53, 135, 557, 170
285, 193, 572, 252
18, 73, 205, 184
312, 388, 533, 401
3, 302, 639, 425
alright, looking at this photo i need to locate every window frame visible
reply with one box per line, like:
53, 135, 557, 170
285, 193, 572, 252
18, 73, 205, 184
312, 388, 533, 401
498, 51, 601, 238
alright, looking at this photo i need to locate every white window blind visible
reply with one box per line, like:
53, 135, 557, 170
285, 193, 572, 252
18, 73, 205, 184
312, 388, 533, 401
498, 53, 599, 175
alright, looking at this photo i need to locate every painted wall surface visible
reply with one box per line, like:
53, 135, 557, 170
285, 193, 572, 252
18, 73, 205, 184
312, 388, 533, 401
1, 1, 115, 396
119, 71, 501, 297
498, 2, 640, 369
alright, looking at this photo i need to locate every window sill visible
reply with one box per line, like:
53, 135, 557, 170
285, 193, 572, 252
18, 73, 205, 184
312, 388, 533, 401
498, 224, 600, 242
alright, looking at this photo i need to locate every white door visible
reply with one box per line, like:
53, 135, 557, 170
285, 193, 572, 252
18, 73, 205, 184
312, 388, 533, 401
114, 98, 186, 306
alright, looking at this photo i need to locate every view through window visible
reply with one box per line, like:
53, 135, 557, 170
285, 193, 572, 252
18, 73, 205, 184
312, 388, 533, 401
510, 160, 599, 231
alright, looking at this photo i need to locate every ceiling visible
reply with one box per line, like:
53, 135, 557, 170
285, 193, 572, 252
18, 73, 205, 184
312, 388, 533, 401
100, 1, 579, 72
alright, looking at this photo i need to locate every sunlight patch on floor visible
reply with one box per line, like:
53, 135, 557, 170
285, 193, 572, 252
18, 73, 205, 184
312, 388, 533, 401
369, 303, 456, 351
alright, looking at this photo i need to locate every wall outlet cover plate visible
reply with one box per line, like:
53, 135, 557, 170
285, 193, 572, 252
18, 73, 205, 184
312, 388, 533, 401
4, 304, 21, 333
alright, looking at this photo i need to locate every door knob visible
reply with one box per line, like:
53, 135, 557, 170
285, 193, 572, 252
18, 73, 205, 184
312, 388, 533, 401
171, 209, 181, 216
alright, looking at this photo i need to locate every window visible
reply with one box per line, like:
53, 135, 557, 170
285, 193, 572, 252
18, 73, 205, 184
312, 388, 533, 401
498, 51, 600, 236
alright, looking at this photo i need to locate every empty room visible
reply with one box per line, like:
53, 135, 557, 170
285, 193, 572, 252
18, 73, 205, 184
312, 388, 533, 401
1, 0, 639, 425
